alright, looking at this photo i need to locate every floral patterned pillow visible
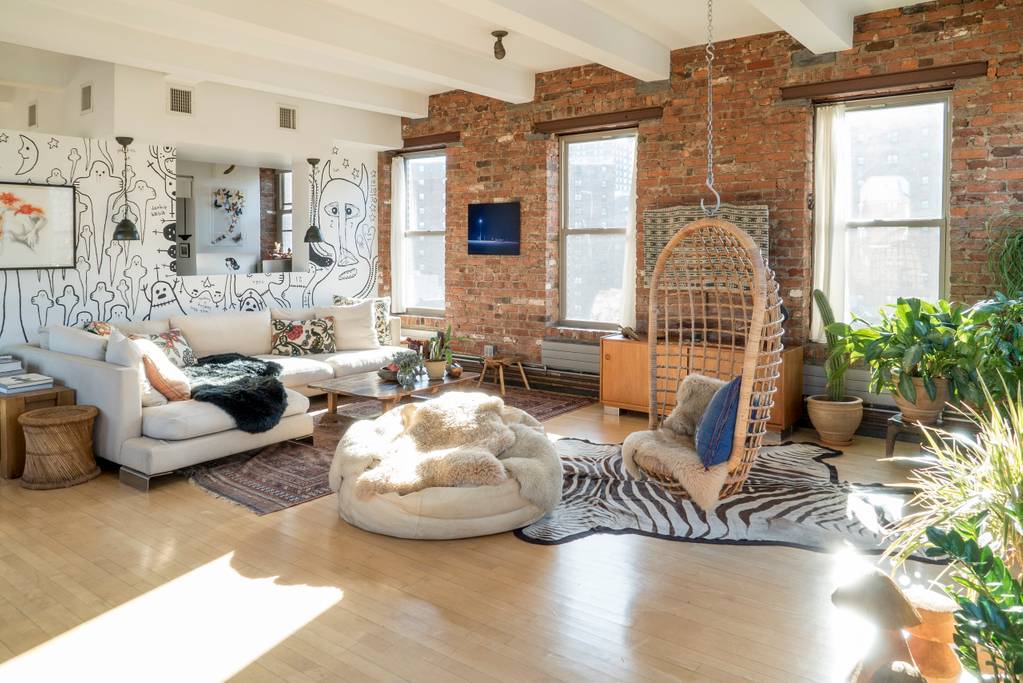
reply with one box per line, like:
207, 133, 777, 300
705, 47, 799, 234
332, 296, 391, 344
270, 318, 337, 356
82, 321, 114, 337
130, 328, 197, 368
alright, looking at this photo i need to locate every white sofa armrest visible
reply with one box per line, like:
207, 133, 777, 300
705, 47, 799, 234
5, 344, 142, 465
388, 317, 402, 345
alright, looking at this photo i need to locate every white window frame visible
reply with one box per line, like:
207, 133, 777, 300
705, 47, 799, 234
558, 128, 638, 329
814, 91, 951, 337
401, 149, 446, 316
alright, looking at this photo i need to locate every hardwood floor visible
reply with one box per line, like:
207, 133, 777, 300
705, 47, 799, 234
0, 403, 946, 682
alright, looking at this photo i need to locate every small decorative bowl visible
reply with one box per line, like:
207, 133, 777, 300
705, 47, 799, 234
377, 368, 398, 382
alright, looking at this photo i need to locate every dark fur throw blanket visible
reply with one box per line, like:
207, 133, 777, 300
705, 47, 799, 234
183, 353, 287, 433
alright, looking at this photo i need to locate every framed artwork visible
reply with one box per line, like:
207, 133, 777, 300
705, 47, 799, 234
211, 187, 245, 246
0, 182, 76, 270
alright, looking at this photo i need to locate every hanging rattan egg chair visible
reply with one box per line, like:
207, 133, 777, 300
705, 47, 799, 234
633, 216, 784, 502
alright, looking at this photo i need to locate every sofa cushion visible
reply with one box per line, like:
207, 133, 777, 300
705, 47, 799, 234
105, 331, 168, 407
270, 318, 336, 356
49, 326, 108, 361
142, 387, 310, 440
170, 310, 271, 359
333, 296, 392, 344
254, 354, 334, 388
271, 307, 317, 321
317, 346, 407, 378
133, 337, 191, 402
112, 319, 171, 336
130, 328, 196, 367
315, 301, 379, 350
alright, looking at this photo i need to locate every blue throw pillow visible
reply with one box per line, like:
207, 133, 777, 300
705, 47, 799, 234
695, 377, 742, 469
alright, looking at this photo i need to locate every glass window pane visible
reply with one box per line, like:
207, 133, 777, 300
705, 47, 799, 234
845, 226, 941, 324
405, 233, 445, 310
406, 154, 446, 232
566, 136, 636, 229
846, 102, 945, 220
564, 232, 626, 324
280, 171, 293, 209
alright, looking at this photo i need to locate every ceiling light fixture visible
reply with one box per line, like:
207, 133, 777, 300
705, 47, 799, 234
492, 30, 508, 60
112, 136, 140, 241
303, 157, 324, 243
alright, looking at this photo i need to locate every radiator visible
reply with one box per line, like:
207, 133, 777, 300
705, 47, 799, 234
803, 365, 895, 407
540, 339, 600, 374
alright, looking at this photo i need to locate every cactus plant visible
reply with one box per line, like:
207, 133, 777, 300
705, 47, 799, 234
813, 288, 848, 402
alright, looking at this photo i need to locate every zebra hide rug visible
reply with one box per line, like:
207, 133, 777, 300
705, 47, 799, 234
517, 438, 924, 557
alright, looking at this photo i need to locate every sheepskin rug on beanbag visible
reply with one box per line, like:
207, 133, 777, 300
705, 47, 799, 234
622, 374, 731, 510
328, 391, 562, 539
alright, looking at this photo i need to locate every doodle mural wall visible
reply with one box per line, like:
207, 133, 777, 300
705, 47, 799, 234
0, 128, 379, 347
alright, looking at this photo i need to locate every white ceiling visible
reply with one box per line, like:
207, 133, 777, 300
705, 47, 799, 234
1, 0, 930, 119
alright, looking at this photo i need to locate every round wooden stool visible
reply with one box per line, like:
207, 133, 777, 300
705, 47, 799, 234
18, 405, 100, 489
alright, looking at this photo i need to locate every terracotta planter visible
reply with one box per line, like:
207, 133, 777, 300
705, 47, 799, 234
892, 377, 948, 425
806, 395, 863, 446
424, 360, 446, 380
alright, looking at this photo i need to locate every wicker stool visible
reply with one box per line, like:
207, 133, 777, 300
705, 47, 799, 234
18, 405, 100, 489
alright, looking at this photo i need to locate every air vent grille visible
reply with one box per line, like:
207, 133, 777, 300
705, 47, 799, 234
168, 87, 193, 115
81, 84, 92, 113
27, 103, 37, 128
278, 106, 297, 130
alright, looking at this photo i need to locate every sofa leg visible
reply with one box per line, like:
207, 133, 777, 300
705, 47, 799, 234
119, 467, 152, 492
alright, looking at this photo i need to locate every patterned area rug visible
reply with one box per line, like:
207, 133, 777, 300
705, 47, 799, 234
181, 440, 332, 515
518, 439, 931, 558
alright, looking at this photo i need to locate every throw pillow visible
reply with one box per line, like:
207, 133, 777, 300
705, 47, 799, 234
82, 321, 114, 337
315, 301, 379, 350
49, 326, 108, 361
131, 328, 196, 368
695, 377, 742, 469
105, 331, 168, 407
332, 295, 391, 344
132, 338, 191, 401
270, 318, 337, 356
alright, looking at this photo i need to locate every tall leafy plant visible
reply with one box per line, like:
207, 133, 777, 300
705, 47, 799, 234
961, 293, 1023, 404
827, 297, 976, 404
813, 289, 849, 401
987, 212, 1023, 296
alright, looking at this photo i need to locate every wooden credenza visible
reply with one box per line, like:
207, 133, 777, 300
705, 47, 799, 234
599, 334, 803, 433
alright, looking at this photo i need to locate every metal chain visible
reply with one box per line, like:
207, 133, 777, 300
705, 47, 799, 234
701, 0, 721, 216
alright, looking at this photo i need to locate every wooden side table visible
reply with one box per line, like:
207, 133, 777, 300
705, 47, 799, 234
477, 355, 530, 395
1, 385, 75, 479
18, 405, 100, 489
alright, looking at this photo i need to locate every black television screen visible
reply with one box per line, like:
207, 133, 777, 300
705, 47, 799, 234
468, 202, 520, 255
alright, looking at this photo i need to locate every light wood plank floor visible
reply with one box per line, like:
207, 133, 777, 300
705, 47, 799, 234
0, 403, 945, 682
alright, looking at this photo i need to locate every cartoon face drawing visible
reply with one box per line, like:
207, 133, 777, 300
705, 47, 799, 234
237, 289, 265, 312
146, 279, 186, 319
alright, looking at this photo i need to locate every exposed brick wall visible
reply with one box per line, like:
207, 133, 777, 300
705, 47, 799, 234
379, 0, 1023, 363
259, 168, 278, 261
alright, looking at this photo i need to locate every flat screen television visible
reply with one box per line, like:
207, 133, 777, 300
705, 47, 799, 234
468, 202, 520, 255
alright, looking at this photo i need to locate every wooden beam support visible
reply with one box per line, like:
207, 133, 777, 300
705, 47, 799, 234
780, 61, 988, 101
398, 131, 461, 152
533, 106, 663, 135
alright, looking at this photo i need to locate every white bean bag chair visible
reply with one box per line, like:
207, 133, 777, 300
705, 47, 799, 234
327, 392, 562, 539
621, 374, 730, 510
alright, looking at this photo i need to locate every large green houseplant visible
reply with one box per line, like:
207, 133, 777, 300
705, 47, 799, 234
961, 293, 1023, 405
827, 297, 971, 424
806, 289, 863, 445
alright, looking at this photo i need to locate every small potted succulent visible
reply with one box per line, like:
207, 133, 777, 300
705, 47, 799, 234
806, 290, 863, 446
424, 326, 462, 380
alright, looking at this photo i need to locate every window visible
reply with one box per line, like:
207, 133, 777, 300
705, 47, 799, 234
813, 93, 949, 336
559, 130, 637, 327
278, 171, 293, 253
402, 151, 446, 312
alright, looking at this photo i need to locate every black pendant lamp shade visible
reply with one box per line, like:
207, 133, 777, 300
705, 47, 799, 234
303, 157, 324, 243
112, 136, 140, 241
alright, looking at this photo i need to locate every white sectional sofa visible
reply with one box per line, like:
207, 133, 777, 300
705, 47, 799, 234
5, 308, 404, 490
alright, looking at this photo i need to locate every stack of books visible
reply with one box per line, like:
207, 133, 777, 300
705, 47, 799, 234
0, 354, 24, 377
0, 372, 54, 395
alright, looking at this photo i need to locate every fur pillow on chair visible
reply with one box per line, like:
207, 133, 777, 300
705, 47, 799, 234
622, 373, 732, 510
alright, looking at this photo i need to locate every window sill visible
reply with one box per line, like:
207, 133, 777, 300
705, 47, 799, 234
549, 324, 616, 335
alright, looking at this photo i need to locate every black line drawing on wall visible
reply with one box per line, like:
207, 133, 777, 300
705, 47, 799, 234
0, 131, 378, 346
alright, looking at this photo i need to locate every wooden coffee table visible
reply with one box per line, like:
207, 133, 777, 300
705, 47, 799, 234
309, 370, 481, 417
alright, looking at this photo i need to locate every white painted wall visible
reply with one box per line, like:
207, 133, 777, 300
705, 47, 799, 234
0, 59, 114, 138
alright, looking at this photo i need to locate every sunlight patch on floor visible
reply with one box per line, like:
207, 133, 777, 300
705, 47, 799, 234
0, 553, 342, 683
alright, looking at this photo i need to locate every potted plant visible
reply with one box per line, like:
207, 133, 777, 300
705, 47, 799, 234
424, 326, 460, 380
960, 293, 1023, 408
392, 351, 424, 387
806, 290, 863, 446
829, 298, 969, 425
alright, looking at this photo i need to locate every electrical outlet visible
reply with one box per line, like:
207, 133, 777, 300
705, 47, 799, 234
483, 344, 495, 357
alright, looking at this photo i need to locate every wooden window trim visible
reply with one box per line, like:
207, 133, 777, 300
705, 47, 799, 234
535, 106, 662, 136
780, 61, 987, 101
